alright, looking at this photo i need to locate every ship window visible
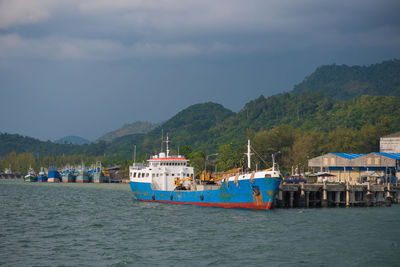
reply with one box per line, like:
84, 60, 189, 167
152, 174, 155, 177
171, 174, 174, 176
166, 173, 169, 176
133, 172, 136, 178
157, 174, 159, 177
146, 173, 149, 177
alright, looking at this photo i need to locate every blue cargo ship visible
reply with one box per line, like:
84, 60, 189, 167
129, 138, 282, 210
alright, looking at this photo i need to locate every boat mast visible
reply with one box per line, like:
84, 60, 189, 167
165, 134, 170, 158
272, 153, 276, 172
133, 145, 136, 164
161, 129, 164, 153
245, 140, 253, 170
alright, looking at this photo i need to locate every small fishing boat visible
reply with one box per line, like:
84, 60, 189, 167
76, 164, 90, 183
91, 161, 105, 183
61, 169, 75, 183
24, 167, 37, 182
48, 168, 61, 183
37, 168, 47, 182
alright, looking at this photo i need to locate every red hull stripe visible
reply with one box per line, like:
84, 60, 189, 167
139, 199, 272, 210
148, 157, 187, 161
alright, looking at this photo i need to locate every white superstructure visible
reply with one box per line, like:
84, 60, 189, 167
129, 152, 194, 191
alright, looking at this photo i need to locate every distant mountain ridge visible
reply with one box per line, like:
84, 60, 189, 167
55, 135, 91, 145
98, 121, 158, 143
292, 59, 400, 100
2, 59, 400, 160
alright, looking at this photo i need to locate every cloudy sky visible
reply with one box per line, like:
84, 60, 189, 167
1, 0, 399, 141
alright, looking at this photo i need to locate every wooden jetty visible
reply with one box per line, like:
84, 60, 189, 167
275, 182, 400, 208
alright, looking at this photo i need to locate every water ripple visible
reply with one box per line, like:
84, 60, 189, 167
1, 180, 400, 266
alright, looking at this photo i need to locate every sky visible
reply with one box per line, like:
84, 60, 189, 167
1, 0, 400, 141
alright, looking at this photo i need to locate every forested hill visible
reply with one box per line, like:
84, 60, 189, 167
0, 133, 106, 158
105, 102, 235, 157
97, 121, 158, 143
292, 59, 400, 100
2, 59, 400, 168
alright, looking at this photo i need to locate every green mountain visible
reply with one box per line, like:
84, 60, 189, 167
105, 102, 235, 158
292, 59, 400, 100
55, 135, 91, 145
2, 59, 400, 170
98, 121, 157, 143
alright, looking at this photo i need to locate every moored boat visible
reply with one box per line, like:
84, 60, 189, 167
76, 165, 90, 183
24, 167, 37, 182
37, 168, 47, 182
61, 170, 75, 183
129, 137, 282, 210
48, 168, 61, 183
91, 161, 105, 183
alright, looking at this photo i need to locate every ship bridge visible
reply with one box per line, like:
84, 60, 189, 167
130, 151, 194, 191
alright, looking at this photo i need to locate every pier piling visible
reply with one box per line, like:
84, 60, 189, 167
275, 182, 400, 209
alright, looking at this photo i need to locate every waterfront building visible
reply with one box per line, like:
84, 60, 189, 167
308, 152, 400, 183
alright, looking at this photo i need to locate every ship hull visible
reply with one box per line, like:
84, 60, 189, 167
75, 174, 90, 183
62, 174, 75, 183
37, 177, 47, 182
24, 176, 37, 182
130, 176, 281, 210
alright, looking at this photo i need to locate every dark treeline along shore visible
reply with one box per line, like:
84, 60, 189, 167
1, 59, 400, 176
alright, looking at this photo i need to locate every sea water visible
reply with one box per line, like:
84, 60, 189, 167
0, 180, 399, 266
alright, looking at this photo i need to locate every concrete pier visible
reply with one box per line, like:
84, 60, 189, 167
275, 182, 400, 208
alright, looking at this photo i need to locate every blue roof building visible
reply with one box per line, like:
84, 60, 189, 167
308, 152, 399, 183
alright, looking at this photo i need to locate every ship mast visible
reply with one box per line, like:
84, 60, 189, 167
245, 140, 253, 170
165, 134, 170, 158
